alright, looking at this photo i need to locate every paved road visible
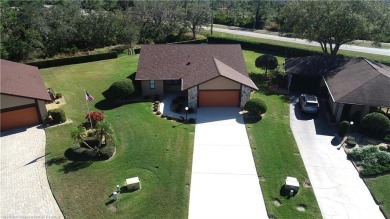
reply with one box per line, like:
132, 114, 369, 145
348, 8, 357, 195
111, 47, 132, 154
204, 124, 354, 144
289, 97, 384, 219
188, 108, 268, 219
206, 27, 390, 56
1, 126, 63, 218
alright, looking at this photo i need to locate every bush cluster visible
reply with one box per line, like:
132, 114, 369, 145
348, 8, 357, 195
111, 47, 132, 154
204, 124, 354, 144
107, 78, 135, 100
361, 112, 390, 135
244, 98, 267, 115
348, 146, 390, 176
48, 108, 66, 124
337, 121, 350, 137
27, 52, 118, 69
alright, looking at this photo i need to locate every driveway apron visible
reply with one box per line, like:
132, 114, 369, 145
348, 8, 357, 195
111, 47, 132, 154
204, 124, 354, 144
289, 97, 383, 219
1, 126, 63, 218
189, 107, 268, 219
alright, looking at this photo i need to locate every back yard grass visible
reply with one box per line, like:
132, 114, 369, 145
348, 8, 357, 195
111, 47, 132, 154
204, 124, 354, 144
243, 50, 322, 219
41, 54, 195, 218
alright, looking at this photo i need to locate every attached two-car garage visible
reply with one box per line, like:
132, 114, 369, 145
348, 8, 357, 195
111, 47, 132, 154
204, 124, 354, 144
1, 106, 40, 131
197, 76, 241, 107
198, 90, 240, 107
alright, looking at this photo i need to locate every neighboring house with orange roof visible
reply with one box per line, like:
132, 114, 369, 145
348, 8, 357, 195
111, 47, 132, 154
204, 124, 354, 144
135, 44, 258, 109
0, 59, 51, 131
285, 56, 390, 122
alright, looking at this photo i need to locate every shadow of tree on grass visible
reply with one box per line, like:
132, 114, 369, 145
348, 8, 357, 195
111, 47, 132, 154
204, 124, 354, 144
59, 161, 93, 174
46, 156, 67, 166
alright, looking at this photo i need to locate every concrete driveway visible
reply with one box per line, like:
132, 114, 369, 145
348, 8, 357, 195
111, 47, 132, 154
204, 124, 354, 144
1, 126, 63, 218
289, 97, 384, 219
188, 107, 268, 219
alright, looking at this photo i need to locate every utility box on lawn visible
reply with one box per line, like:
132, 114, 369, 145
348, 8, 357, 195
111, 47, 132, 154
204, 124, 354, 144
126, 177, 141, 191
285, 176, 299, 195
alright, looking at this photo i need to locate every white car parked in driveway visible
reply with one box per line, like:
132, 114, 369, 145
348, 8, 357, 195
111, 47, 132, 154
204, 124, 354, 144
299, 94, 319, 114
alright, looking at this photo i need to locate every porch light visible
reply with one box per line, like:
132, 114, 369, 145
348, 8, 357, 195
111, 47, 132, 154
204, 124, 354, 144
185, 107, 189, 122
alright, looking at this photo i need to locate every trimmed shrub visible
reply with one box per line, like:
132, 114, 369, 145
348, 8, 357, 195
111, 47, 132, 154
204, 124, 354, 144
27, 52, 118, 69
43, 116, 53, 125
85, 111, 104, 127
55, 93, 63, 99
361, 112, 390, 135
65, 139, 115, 161
337, 121, 350, 137
244, 98, 267, 115
255, 54, 278, 75
48, 108, 66, 124
161, 114, 167, 118
156, 111, 161, 115
99, 139, 115, 160
107, 78, 135, 100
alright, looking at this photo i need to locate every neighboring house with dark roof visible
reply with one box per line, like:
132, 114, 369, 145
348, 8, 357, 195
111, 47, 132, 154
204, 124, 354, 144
135, 44, 258, 109
285, 56, 390, 122
1, 59, 51, 131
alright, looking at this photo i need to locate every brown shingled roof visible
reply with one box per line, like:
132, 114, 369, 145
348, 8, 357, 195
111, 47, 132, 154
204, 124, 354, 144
1, 59, 51, 101
135, 44, 258, 90
324, 58, 390, 107
285, 55, 348, 77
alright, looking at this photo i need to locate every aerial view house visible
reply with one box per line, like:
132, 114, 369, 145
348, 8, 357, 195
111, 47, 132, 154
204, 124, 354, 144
0, 59, 51, 131
135, 44, 258, 109
285, 56, 390, 122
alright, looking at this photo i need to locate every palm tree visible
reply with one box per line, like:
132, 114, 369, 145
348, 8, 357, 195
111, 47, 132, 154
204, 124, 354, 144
71, 126, 94, 150
95, 121, 114, 148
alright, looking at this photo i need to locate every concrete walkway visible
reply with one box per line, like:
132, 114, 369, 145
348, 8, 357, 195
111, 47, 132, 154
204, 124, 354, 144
1, 126, 63, 218
188, 108, 268, 219
289, 97, 384, 219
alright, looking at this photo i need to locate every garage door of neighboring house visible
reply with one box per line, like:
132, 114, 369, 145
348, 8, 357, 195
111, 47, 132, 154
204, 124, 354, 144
0, 106, 39, 131
199, 90, 240, 107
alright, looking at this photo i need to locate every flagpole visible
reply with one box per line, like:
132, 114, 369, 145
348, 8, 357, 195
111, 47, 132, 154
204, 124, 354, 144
84, 89, 93, 129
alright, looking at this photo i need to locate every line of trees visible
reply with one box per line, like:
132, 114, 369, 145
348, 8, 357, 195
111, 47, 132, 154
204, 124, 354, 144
1, 0, 211, 61
1, 0, 389, 61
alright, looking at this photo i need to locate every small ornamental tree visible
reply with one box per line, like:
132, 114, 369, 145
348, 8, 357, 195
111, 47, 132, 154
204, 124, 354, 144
255, 54, 278, 76
244, 98, 267, 116
86, 111, 105, 127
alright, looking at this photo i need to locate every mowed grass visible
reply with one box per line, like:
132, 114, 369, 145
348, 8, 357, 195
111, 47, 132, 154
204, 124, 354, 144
365, 175, 390, 217
243, 50, 322, 218
41, 54, 195, 218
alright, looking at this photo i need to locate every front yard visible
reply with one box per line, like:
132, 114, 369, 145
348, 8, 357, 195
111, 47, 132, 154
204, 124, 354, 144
42, 55, 194, 218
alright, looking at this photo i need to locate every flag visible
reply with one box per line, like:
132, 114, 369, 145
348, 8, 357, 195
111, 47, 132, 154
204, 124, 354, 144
85, 91, 94, 101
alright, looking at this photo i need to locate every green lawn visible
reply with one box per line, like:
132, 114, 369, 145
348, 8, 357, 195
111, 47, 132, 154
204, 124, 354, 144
365, 175, 390, 217
42, 54, 195, 218
242, 50, 322, 219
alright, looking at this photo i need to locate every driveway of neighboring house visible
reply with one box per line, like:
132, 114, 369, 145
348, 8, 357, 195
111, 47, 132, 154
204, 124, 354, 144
188, 107, 268, 219
289, 96, 384, 219
1, 126, 63, 218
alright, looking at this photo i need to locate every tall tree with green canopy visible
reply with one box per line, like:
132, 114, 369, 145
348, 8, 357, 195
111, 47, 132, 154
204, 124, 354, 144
279, 0, 390, 56
183, 0, 210, 39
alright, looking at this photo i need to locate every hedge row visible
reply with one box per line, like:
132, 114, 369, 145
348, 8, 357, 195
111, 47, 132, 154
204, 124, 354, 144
172, 38, 208, 44
27, 51, 118, 69
133, 38, 208, 54
207, 35, 322, 57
